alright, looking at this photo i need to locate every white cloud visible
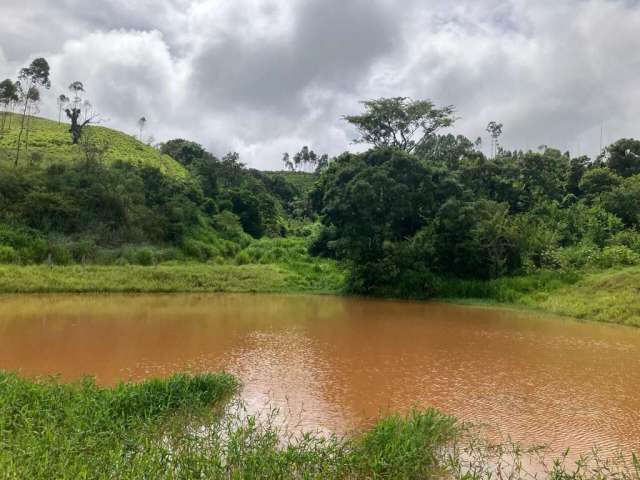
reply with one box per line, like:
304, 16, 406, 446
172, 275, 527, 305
2, 0, 640, 168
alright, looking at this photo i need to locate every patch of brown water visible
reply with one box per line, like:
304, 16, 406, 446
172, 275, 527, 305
0, 293, 638, 456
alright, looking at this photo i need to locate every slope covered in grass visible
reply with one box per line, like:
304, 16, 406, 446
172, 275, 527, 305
435, 267, 640, 327
530, 267, 640, 326
0, 113, 187, 177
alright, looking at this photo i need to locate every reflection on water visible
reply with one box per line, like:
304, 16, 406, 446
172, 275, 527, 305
0, 293, 639, 454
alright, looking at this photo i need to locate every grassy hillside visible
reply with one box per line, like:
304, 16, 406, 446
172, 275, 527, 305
266, 170, 317, 193
530, 267, 640, 326
0, 113, 187, 177
436, 267, 640, 327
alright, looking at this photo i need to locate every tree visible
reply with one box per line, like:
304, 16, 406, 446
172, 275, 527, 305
160, 139, 206, 166
68, 81, 84, 107
0, 79, 19, 135
138, 116, 147, 141
57, 94, 69, 123
579, 167, 621, 199
282, 146, 329, 172
282, 152, 294, 171
15, 58, 51, 166
603, 138, 640, 178
64, 82, 97, 144
486, 121, 503, 159
344, 97, 456, 152
23, 86, 40, 155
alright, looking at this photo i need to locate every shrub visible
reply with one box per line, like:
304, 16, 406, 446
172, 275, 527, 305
47, 243, 72, 265
135, 247, 155, 266
0, 245, 18, 263
597, 245, 640, 268
235, 250, 251, 265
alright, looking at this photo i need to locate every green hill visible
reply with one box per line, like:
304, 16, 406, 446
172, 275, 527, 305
266, 170, 317, 193
0, 113, 187, 178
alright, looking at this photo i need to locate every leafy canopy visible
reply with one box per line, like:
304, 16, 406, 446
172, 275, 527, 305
344, 97, 456, 152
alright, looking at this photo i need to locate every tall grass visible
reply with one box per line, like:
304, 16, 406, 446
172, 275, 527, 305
0, 372, 237, 479
0, 372, 637, 479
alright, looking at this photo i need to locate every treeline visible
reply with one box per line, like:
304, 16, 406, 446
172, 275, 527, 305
309, 98, 640, 296
2, 57, 639, 296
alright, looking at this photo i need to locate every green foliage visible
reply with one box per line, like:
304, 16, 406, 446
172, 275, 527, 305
0, 371, 462, 480
0, 372, 238, 479
344, 97, 456, 152
604, 138, 640, 177
310, 124, 640, 298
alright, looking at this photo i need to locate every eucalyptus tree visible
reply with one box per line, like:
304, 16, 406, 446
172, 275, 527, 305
138, 116, 147, 141
486, 121, 503, 159
0, 79, 19, 135
68, 81, 84, 107
15, 58, 51, 166
57, 94, 69, 123
23, 86, 41, 155
64, 81, 96, 144
343, 97, 456, 153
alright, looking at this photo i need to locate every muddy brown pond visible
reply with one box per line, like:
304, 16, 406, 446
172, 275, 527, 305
1, 293, 639, 455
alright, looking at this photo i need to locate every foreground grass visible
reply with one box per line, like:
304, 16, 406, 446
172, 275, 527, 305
434, 267, 640, 327
0, 371, 458, 479
1, 372, 637, 479
0, 261, 344, 295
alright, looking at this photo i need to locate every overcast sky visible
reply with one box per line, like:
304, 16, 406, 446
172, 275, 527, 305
1, 0, 640, 169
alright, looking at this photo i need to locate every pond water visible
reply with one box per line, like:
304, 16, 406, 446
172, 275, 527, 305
0, 293, 639, 455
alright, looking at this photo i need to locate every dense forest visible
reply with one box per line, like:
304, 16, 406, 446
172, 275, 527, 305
1, 58, 640, 298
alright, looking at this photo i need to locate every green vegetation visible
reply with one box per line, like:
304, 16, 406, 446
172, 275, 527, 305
0, 244, 344, 295
431, 267, 640, 326
1, 57, 640, 328
0, 113, 186, 177
1, 371, 638, 479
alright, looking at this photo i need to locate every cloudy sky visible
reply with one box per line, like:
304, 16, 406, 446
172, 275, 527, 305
1, 0, 640, 169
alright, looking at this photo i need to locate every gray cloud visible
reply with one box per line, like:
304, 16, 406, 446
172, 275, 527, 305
1, 0, 640, 168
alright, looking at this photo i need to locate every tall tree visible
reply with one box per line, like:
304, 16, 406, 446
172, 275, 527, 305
0, 79, 19, 135
282, 146, 329, 172
23, 86, 40, 155
64, 81, 96, 144
15, 58, 50, 166
486, 121, 503, 159
56, 94, 69, 123
344, 97, 456, 153
138, 116, 147, 141
68, 81, 84, 108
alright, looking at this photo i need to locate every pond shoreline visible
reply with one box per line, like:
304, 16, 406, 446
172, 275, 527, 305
0, 264, 638, 327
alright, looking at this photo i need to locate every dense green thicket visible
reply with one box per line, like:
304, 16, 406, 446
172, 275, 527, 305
0, 124, 317, 265
309, 135, 640, 297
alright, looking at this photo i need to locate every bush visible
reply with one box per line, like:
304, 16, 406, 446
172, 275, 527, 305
0, 245, 18, 263
597, 245, 640, 268
608, 229, 640, 254
135, 247, 155, 266
234, 250, 251, 265
42, 244, 71, 265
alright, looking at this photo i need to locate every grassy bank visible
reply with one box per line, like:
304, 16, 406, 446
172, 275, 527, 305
435, 267, 640, 327
0, 261, 344, 295
0, 262, 637, 326
1, 372, 637, 479
0, 370, 457, 479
